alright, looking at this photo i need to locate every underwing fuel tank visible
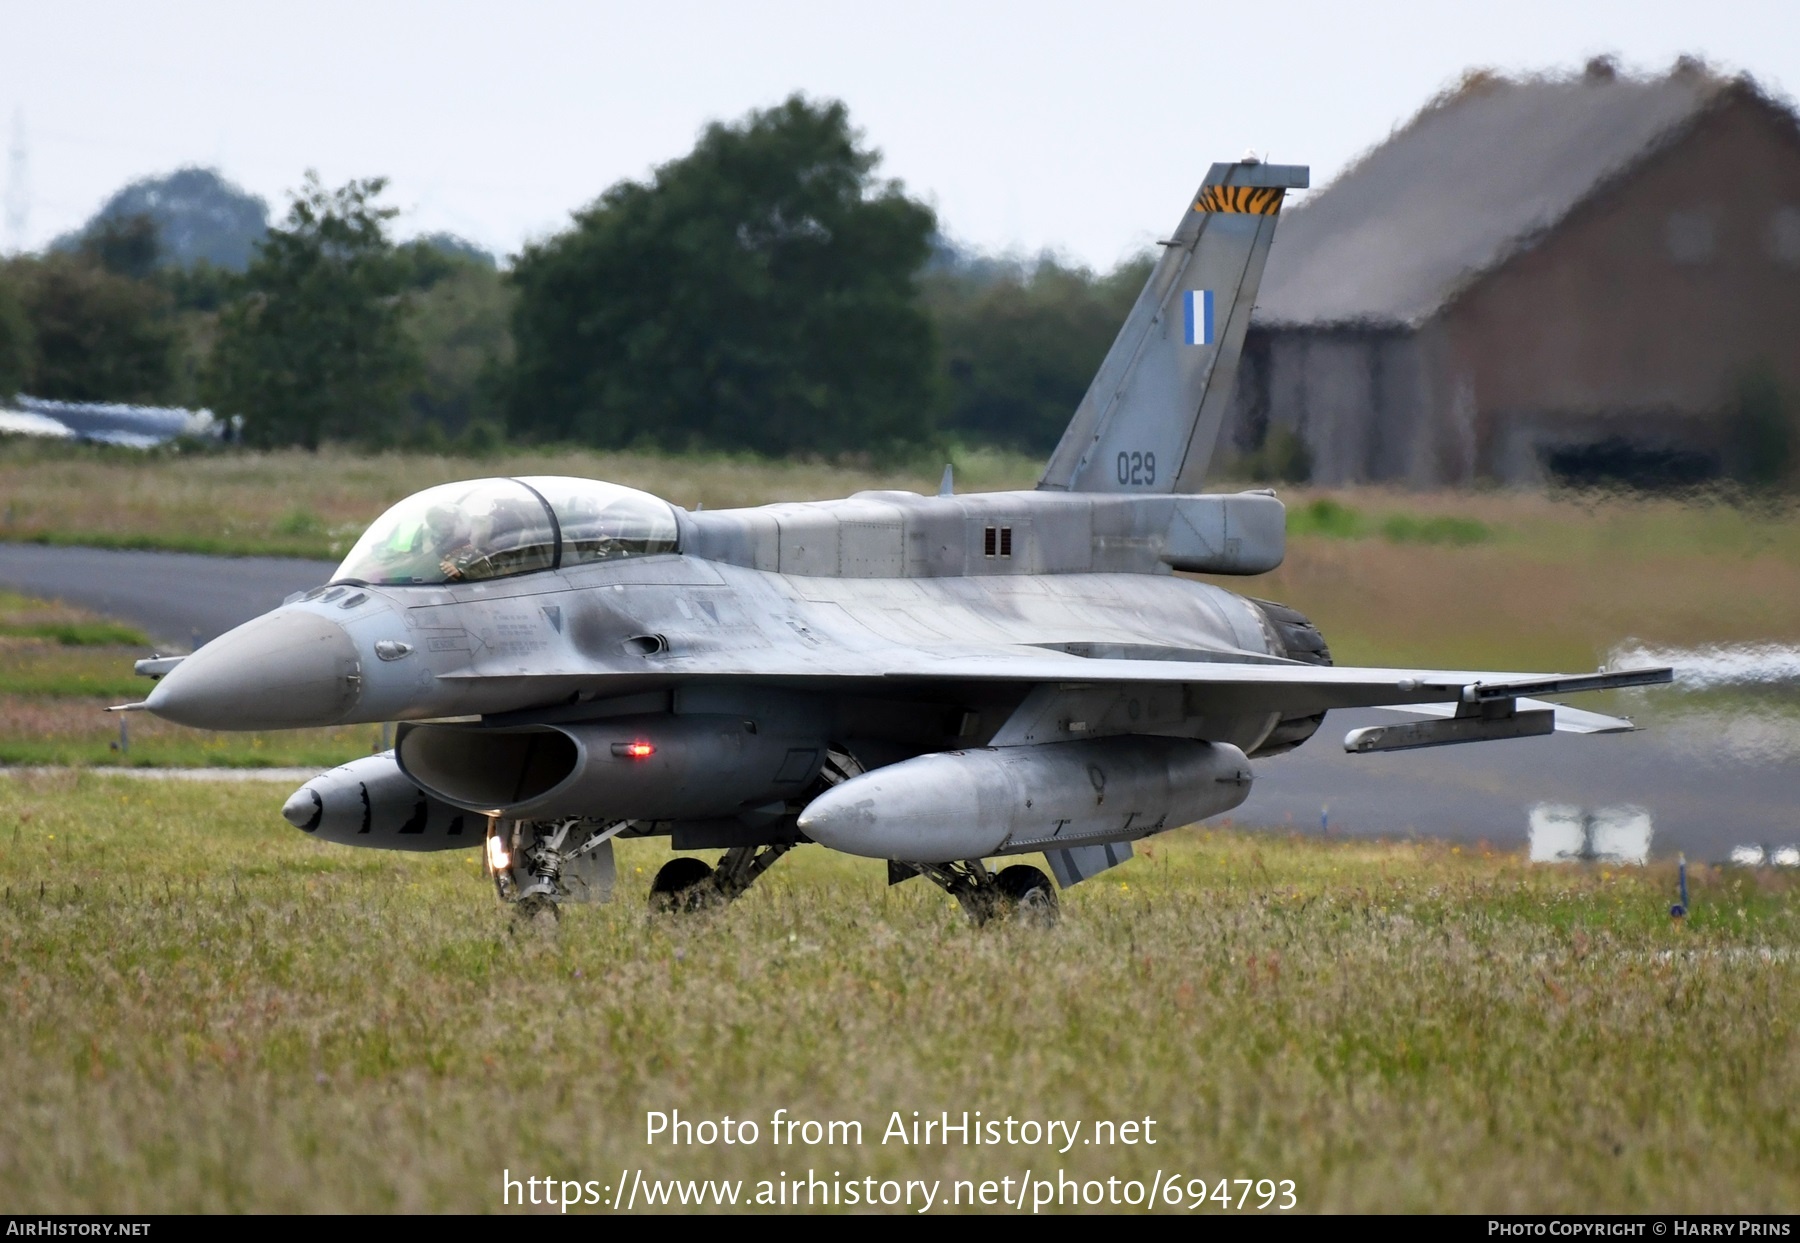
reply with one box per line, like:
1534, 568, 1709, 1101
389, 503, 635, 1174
282, 752, 481, 850
796, 737, 1252, 863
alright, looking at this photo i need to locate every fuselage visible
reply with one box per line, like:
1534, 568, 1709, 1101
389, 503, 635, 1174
141, 478, 1329, 850
153, 557, 1285, 724
145, 480, 1307, 739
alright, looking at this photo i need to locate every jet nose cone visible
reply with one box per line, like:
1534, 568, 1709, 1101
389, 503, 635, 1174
282, 786, 323, 830
146, 608, 362, 730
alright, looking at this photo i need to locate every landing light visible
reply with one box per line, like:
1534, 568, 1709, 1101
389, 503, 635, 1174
486, 835, 511, 871
612, 741, 656, 759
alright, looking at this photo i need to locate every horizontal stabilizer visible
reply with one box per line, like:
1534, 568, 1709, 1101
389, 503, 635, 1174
1378, 697, 1638, 735
135, 655, 185, 680
1344, 706, 1553, 752
1460, 667, 1673, 701
1344, 694, 1638, 753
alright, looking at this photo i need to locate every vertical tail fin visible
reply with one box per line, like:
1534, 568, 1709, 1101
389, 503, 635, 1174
1039, 160, 1308, 493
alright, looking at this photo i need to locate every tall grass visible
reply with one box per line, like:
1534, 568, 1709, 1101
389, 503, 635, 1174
0, 694, 383, 768
0, 590, 387, 766
1284, 497, 1492, 546
0, 774, 1793, 1212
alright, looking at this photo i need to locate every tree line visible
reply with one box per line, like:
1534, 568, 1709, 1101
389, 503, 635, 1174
0, 95, 1148, 460
0, 169, 509, 452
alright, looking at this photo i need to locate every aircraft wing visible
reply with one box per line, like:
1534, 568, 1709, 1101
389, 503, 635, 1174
861, 651, 1662, 750
865, 651, 1667, 730
444, 643, 1670, 724
866, 651, 1666, 700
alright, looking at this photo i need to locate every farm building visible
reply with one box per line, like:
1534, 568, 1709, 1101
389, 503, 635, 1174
1223, 58, 1800, 487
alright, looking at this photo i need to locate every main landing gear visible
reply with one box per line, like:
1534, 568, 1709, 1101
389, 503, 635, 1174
489, 816, 1060, 929
648, 843, 796, 914
890, 859, 1060, 927
488, 817, 800, 918
645, 747, 857, 915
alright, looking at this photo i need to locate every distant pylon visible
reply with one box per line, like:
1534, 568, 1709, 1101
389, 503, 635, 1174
4, 108, 28, 255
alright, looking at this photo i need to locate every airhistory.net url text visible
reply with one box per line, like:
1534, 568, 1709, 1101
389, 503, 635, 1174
503, 1168, 1298, 1212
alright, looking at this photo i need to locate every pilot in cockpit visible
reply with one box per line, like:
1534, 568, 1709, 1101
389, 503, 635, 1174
444, 494, 544, 580
426, 504, 480, 581
334, 476, 674, 587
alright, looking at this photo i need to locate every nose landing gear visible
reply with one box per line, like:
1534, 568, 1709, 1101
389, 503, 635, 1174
487, 818, 622, 917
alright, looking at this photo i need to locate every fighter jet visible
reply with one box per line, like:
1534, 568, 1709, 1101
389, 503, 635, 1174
121, 158, 1670, 923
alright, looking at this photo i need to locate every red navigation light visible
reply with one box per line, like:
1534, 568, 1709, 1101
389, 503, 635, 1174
612, 741, 656, 759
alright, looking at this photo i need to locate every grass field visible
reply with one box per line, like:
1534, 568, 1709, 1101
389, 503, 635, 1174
0, 772, 1792, 1213
1236, 491, 1800, 672
2, 447, 1795, 1212
0, 440, 1045, 561
0, 591, 385, 768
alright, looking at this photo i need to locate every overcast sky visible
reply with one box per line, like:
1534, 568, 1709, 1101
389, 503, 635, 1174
3, 0, 1795, 268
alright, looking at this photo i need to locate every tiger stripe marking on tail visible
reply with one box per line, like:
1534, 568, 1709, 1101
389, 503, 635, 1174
1194, 184, 1285, 215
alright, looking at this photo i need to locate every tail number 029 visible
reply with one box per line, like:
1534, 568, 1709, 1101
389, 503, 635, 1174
1117, 451, 1156, 487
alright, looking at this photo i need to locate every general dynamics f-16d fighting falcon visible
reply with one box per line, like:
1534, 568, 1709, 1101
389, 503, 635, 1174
120, 158, 1671, 923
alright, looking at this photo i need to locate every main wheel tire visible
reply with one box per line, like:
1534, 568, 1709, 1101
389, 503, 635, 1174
994, 865, 1060, 927
648, 857, 717, 913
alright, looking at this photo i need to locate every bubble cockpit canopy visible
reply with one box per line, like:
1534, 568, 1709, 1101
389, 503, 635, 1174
332, 477, 679, 586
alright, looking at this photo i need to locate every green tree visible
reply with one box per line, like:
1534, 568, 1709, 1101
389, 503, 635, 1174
505, 95, 937, 456
206, 175, 419, 448
924, 252, 1150, 454
403, 245, 514, 438
0, 263, 32, 398
80, 213, 163, 282
13, 252, 176, 403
